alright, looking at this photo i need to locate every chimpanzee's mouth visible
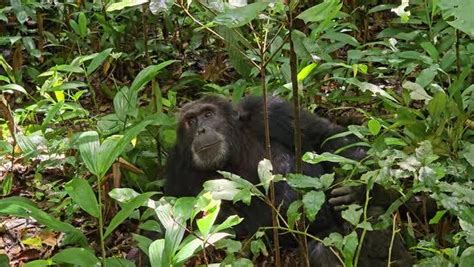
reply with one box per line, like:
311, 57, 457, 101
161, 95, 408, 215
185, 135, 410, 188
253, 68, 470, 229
197, 141, 221, 152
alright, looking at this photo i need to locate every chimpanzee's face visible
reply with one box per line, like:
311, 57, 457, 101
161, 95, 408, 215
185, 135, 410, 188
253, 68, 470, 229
179, 101, 233, 170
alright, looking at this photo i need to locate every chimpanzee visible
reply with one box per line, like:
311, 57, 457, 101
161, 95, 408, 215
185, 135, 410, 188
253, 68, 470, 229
165, 95, 411, 266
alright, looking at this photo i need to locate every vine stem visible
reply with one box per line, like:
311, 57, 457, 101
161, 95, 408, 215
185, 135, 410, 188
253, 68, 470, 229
260, 46, 281, 267
97, 176, 107, 266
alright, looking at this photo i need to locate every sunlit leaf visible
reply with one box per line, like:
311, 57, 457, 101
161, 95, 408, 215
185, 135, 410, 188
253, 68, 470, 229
214, 2, 268, 28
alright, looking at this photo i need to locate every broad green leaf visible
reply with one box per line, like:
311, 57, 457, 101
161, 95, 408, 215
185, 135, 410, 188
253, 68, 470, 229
429, 210, 447, 224
173, 237, 203, 265
133, 234, 153, 256
287, 173, 323, 189
367, 119, 381, 135
416, 64, 439, 88
203, 179, 241, 201
114, 86, 138, 121
0, 197, 87, 246
0, 84, 27, 94
214, 2, 268, 28
107, 0, 149, 12
420, 41, 439, 61
257, 159, 273, 194
130, 60, 177, 92
341, 204, 363, 226
438, 0, 474, 37
460, 246, 474, 267
104, 192, 157, 238
78, 12, 88, 38
65, 178, 100, 218
296, 0, 341, 23
69, 19, 80, 36
149, 239, 166, 267
297, 63, 317, 81
302, 191, 325, 222
76, 131, 101, 177
52, 248, 99, 266
197, 199, 220, 238
87, 48, 113, 75
96, 119, 153, 178
109, 188, 140, 203
342, 231, 359, 266
403, 81, 432, 101
287, 200, 302, 229
214, 215, 242, 232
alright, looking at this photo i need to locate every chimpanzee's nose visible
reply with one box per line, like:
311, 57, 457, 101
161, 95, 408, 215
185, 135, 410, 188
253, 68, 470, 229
196, 127, 206, 135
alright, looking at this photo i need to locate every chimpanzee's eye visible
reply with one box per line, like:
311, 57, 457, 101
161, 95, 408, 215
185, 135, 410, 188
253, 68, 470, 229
188, 117, 197, 126
204, 111, 214, 118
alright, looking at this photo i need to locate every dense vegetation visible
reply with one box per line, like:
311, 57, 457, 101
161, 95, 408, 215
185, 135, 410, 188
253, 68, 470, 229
0, 0, 473, 266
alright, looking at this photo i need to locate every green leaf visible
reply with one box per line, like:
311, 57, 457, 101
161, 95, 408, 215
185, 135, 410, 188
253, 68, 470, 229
420, 41, 439, 61
196, 200, 220, 238
438, 0, 474, 37
76, 131, 101, 177
96, 119, 153, 178
109, 188, 140, 203
130, 60, 177, 92
427, 91, 447, 119
104, 192, 157, 238
0, 84, 27, 94
78, 12, 88, 38
257, 159, 273, 194
65, 178, 100, 218
322, 32, 360, 47
416, 64, 439, 88
52, 248, 99, 266
203, 179, 241, 201
69, 19, 80, 36
403, 81, 432, 101
296, 0, 342, 24
149, 239, 166, 266
341, 204, 363, 226
87, 48, 113, 75
48, 81, 88, 91
460, 246, 474, 267
367, 119, 381, 135
429, 210, 447, 224
302, 191, 325, 222
0, 197, 87, 246
214, 215, 242, 232
287, 200, 302, 229
214, 2, 269, 28
287, 173, 323, 189
50, 64, 84, 73
297, 63, 318, 81
107, 0, 149, 12
303, 152, 359, 165
24, 259, 54, 267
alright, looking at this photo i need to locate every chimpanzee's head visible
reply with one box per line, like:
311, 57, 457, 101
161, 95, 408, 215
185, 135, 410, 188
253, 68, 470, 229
177, 96, 239, 170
